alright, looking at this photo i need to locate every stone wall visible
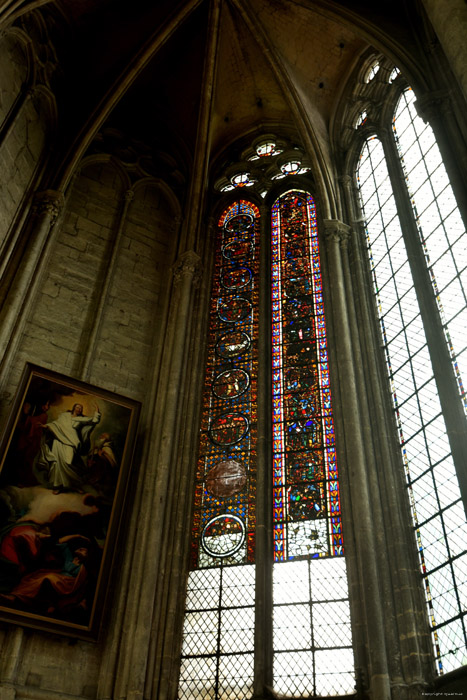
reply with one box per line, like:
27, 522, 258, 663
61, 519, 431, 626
0, 156, 178, 699
0, 29, 51, 254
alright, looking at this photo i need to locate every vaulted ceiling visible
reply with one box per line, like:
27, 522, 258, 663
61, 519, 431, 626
9, 0, 427, 190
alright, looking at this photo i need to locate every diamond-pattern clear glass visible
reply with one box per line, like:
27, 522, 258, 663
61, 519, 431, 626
273, 558, 353, 696
393, 88, 467, 414
357, 132, 467, 673
179, 565, 255, 699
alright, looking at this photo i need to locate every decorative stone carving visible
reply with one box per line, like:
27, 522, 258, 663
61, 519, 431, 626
32, 189, 65, 225
415, 89, 452, 124
172, 249, 202, 287
322, 218, 351, 247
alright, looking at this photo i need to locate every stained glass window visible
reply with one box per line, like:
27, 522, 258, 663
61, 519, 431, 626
271, 191, 354, 696
178, 201, 259, 700
357, 127, 467, 674
179, 190, 355, 698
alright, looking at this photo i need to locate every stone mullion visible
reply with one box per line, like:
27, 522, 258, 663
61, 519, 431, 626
253, 203, 273, 698
0, 189, 64, 382
340, 175, 434, 690
323, 219, 391, 700
80, 188, 135, 382
381, 130, 467, 516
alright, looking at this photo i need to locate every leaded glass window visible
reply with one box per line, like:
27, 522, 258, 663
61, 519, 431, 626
356, 83, 467, 674
271, 191, 354, 696
178, 201, 259, 699
179, 192, 355, 698
392, 88, 467, 412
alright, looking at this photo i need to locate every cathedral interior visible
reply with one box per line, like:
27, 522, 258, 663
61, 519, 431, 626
0, 0, 466, 699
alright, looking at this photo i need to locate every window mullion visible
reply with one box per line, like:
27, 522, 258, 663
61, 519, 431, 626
253, 203, 274, 695
380, 130, 467, 516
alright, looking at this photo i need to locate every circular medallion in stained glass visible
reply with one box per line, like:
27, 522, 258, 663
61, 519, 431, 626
222, 240, 252, 261
201, 514, 245, 558
215, 331, 251, 359
225, 213, 254, 233
221, 266, 252, 290
212, 369, 250, 400
209, 412, 249, 445
206, 459, 247, 498
218, 297, 251, 323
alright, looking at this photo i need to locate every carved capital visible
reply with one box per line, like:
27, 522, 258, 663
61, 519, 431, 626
415, 90, 452, 124
32, 190, 65, 225
339, 175, 354, 190
323, 219, 351, 247
124, 189, 135, 203
172, 250, 202, 287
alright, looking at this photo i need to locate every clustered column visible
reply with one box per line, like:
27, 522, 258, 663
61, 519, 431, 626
323, 219, 392, 700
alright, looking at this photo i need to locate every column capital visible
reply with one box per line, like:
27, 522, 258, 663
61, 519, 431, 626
32, 189, 65, 224
172, 250, 202, 287
415, 89, 452, 124
322, 219, 351, 246
124, 189, 135, 203
339, 175, 354, 189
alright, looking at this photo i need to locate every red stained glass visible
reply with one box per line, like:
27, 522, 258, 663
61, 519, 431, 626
191, 201, 260, 569
271, 191, 344, 560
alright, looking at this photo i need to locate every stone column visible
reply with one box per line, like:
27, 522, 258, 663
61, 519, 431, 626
150, 219, 215, 700
337, 184, 432, 691
184, 0, 222, 252
110, 249, 202, 700
323, 219, 391, 700
0, 189, 64, 378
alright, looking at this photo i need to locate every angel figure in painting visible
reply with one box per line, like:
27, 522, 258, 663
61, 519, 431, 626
38, 403, 101, 491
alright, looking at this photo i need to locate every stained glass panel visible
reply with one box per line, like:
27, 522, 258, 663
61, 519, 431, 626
271, 191, 354, 696
271, 191, 342, 561
179, 201, 259, 700
192, 201, 260, 569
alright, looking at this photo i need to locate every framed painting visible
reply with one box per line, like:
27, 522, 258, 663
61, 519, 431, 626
0, 364, 140, 639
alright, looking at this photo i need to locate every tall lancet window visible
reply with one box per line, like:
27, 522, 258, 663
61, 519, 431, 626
178, 201, 260, 699
357, 83, 467, 674
178, 190, 355, 698
271, 191, 353, 696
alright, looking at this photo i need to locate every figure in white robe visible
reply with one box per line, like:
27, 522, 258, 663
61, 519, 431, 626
38, 403, 100, 490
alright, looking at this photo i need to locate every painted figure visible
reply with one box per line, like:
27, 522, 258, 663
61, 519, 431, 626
38, 403, 101, 490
